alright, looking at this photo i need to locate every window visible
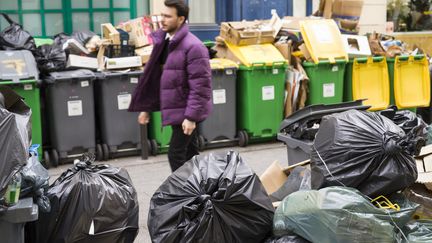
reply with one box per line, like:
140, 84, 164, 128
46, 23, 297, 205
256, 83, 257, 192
0, 0, 150, 37
188, 0, 216, 24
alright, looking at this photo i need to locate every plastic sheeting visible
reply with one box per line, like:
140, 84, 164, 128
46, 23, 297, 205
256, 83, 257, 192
31, 155, 139, 243
148, 151, 274, 243
311, 110, 418, 197
273, 187, 418, 243
20, 145, 50, 213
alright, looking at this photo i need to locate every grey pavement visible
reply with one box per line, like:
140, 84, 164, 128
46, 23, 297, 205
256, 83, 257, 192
48, 142, 288, 243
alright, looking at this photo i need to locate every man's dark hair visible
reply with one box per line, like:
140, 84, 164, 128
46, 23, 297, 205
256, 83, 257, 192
164, 0, 189, 20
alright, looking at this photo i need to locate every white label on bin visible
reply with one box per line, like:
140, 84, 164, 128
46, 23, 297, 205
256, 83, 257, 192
81, 80, 89, 87
323, 83, 335, 98
225, 69, 233, 75
130, 77, 138, 84
272, 69, 279, 75
118, 94, 132, 110
24, 84, 33, 90
213, 89, 226, 104
67, 100, 83, 116
262, 86, 275, 101
332, 65, 338, 72
312, 25, 333, 44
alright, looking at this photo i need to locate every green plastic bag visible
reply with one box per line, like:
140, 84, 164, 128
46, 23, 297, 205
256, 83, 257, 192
401, 220, 432, 243
273, 187, 418, 243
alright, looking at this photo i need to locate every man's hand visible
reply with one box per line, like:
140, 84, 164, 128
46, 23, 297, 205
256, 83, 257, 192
182, 119, 196, 135
138, 112, 150, 125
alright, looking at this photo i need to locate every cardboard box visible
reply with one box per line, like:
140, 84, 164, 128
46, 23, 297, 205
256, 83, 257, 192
120, 17, 153, 48
259, 160, 311, 195
220, 21, 275, 46
332, 0, 364, 18
135, 45, 153, 64
274, 42, 292, 61
105, 56, 142, 70
415, 145, 432, 191
101, 23, 120, 45
63, 39, 90, 55
67, 55, 98, 70
341, 34, 371, 58
282, 16, 320, 31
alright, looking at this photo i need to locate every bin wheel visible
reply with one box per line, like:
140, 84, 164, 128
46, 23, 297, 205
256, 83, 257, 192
96, 144, 103, 161
238, 130, 249, 147
150, 139, 158, 156
51, 149, 59, 167
102, 144, 110, 161
43, 150, 51, 169
197, 135, 206, 152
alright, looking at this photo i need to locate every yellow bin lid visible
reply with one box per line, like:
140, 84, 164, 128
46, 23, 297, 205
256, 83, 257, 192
394, 55, 431, 108
352, 57, 390, 111
225, 42, 286, 67
210, 58, 238, 70
300, 19, 348, 64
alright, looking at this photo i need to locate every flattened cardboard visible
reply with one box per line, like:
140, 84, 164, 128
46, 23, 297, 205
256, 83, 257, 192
341, 34, 371, 58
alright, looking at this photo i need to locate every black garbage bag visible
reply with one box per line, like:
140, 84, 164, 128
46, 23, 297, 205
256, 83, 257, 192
53, 32, 71, 47
378, 107, 428, 155
34, 44, 67, 73
311, 110, 418, 197
148, 151, 274, 243
269, 166, 311, 202
0, 87, 31, 198
31, 154, 139, 243
71, 30, 96, 46
263, 234, 310, 243
0, 13, 36, 51
19, 144, 51, 213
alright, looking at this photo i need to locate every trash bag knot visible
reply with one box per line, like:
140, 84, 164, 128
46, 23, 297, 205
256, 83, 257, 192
383, 131, 402, 156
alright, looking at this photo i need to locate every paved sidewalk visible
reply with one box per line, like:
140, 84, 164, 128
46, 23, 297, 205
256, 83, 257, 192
48, 142, 288, 243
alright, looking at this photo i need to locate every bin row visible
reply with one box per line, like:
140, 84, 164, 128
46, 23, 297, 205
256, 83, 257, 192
304, 55, 430, 110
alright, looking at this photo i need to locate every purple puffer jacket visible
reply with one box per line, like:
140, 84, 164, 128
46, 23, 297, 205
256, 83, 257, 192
128, 24, 212, 126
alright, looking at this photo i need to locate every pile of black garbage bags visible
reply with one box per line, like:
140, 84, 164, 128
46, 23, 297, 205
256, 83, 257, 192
147, 104, 432, 243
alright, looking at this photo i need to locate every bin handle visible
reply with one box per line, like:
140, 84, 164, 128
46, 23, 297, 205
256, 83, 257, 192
372, 56, 384, 63
272, 61, 285, 68
397, 55, 409, 62
354, 58, 368, 64
251, 62, 265, 70
414, 55, 425, 61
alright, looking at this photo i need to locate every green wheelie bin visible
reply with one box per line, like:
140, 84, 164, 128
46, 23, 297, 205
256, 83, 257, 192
236, 62, 287, 145
0, 50, 43, 160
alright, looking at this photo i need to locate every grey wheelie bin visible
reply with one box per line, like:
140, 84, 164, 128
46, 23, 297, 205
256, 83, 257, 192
95, 71, 145, 160
0, 198, 38, 243
198, 59, 238, 150
43, 69, 99, 166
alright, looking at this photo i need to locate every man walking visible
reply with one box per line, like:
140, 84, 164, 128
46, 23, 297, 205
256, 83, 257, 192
129, 0, 212, 172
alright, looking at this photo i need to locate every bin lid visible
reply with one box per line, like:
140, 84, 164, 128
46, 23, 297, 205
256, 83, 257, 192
0, 50, 39, 83
300, 19, 348, 64
394, 55, 430, 108
99, 70, 144, 78
352, 57, 390, 111
210, 58, 238, 70
279, 100, 370, 132
225, 42, 286, 67
45, 69, 96, 84
0, 198, 38, 223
